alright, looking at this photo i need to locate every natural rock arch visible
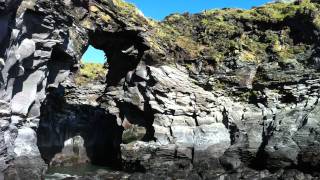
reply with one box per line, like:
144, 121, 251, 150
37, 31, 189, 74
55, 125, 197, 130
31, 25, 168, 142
1, 0, 320, 179
36, 26, 152, 169
0, 0, 155, 178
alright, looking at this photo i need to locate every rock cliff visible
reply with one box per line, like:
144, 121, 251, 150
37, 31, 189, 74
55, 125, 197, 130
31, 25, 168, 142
1, 0, 320, 179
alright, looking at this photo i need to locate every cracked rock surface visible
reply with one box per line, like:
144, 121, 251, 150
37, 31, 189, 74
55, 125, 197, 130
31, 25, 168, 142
1, 0, 320, 179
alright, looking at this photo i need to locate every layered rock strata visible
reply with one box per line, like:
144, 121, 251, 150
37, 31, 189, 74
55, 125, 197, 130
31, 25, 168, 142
1, 0, 320, 179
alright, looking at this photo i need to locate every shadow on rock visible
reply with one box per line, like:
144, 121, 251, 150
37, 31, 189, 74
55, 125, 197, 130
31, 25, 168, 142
37, 87, 123, 169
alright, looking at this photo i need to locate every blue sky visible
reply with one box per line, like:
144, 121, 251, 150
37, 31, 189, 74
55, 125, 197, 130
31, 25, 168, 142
127, 0, 272, 21
82, 0, 271, 63
82, 45, 106, 64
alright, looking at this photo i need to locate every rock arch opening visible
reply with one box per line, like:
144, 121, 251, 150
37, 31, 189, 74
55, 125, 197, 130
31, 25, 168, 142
88, 30, 148, 87
36, 27, 153, 171
81, 45, 106, 64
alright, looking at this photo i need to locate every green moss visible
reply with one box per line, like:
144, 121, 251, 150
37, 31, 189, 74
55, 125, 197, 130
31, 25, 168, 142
75, 63, 106, 85
175, 36, 203, 58
235, 0, 317, 22
111, 0, 150, 27
313, 13, 320, 29
200, 0, 318, 25
165, 13, 186, 23
112, 0, 136, 15
200, 18, 238, 37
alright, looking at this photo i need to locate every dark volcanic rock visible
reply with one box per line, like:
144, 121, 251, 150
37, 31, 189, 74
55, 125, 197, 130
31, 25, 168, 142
1, 0, 320, 179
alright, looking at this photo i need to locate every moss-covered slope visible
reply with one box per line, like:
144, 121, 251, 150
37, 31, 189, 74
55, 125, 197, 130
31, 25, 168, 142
154, 0, 320, 65
75, 63, 107, 85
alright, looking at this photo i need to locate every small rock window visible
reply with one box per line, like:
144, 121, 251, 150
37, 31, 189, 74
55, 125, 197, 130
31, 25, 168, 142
81, 45, 106, 64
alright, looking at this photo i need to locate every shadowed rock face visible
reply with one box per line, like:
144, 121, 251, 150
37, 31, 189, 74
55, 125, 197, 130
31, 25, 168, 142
1, 0, 320, 179
37, 81, 123, 168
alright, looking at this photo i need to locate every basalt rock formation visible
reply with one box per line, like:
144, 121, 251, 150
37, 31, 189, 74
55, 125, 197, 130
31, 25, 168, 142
1, 0, 320, 179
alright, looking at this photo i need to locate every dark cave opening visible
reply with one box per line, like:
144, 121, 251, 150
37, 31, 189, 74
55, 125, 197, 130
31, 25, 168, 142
36, 84, 123, 169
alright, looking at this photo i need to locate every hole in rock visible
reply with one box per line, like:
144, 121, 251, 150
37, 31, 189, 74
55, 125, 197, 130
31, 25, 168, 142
81, 45, 107, 64
37, 86, 123, 169
37, 28, 150, 176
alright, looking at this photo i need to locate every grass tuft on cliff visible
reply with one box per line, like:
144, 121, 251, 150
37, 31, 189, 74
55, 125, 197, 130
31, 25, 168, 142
75, 63, 107, 85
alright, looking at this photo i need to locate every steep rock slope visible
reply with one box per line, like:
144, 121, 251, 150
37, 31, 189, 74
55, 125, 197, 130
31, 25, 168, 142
0, 0, 320, 179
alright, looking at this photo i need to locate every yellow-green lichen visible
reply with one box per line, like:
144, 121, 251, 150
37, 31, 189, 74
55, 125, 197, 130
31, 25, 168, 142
75, 63, 107, 85
313, 13, 320, 29
157, 0, 318, 64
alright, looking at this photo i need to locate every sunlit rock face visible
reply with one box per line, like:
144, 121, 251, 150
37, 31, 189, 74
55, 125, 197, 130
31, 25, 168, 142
1, 0, 320, 179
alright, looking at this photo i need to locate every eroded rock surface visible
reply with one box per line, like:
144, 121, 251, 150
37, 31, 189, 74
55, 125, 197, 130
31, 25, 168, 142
104, 62, 320, 179
1, 0, 320, 179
